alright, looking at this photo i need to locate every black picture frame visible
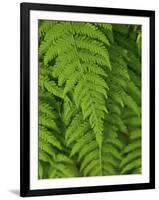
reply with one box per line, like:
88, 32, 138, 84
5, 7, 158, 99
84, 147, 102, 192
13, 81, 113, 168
20, 2, 155, 197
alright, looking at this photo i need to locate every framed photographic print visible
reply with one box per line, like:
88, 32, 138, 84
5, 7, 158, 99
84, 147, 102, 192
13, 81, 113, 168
20, 2, 155, 197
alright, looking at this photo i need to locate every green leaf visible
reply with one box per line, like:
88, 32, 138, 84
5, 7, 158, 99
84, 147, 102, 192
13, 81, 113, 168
38, 21, 142, 178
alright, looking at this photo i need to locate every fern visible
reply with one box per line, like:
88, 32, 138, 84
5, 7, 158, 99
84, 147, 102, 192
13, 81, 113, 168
38, 20, 142, 179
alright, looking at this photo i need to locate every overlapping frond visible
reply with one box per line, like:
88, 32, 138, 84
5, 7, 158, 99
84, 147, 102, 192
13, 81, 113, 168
38, 20, 142, 179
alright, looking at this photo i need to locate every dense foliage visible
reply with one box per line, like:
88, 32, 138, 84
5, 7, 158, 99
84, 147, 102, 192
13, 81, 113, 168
38, 20, 141, 179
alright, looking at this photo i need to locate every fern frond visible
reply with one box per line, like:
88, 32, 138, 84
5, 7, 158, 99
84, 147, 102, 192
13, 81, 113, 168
71, 22, 110, 45
97, 24, 114, 43
39, 75, 63, 99
38, 20, 142, 178
113, 24, 129, 34
39, 126, 62, 150
121, 108, 141, 174
74, 35, 111, 68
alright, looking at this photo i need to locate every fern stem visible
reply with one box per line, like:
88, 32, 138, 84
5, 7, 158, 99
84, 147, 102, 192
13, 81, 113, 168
99, 147, 102, 176
69, 22, 84, 74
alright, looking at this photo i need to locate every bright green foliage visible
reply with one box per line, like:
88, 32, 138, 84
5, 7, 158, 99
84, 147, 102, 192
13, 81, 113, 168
38, 20, 142, 179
